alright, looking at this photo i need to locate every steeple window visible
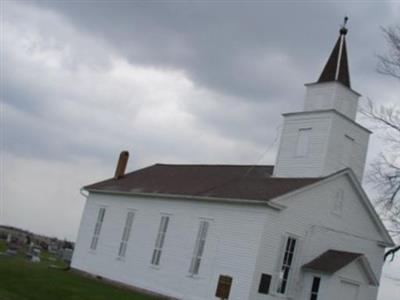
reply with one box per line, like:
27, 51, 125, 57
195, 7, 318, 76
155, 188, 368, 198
295, 128, 312, 157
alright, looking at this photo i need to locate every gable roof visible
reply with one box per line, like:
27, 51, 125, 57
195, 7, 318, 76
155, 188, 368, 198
84, 164, 322, 203
268, 168, 394, 247
84, 166, 394, 246
302, 249, 379, 286
302, 250, 362, 273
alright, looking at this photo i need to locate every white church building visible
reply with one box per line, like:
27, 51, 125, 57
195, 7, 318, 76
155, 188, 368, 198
71, 24, 394, 300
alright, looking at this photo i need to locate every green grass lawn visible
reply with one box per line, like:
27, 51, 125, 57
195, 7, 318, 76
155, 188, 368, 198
0, 241, 158, 300
0, 241, 6, 252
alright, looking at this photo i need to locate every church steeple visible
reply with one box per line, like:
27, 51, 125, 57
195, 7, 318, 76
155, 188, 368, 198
273, 20, 371, 182
318, 18, 351, 88
302, 17, 360, 121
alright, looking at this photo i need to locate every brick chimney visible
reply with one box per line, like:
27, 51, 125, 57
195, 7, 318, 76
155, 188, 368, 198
114, 151, 129, 179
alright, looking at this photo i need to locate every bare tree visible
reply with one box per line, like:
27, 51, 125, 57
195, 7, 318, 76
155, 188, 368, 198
377, 26, 400, 79
361, 25, 400, 260
363, 100, 400, 231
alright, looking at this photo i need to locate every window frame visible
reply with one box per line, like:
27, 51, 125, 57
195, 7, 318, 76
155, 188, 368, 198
117, 210, 135, 258
90, 207, 106, 251
341, 134, 355, 165
188, 220, 210, 276
309, 276, 321, 300
295, 127, 312, 157
150, 215, 170, 266
332, 189, 344, 216
258, 273, 272, 294
275, 235, 298, 295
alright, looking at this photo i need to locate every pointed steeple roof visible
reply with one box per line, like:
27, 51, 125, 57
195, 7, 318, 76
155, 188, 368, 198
318, 18, 351, 88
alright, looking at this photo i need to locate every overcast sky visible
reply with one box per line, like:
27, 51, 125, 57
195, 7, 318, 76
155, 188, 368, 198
1, 1, 399, 297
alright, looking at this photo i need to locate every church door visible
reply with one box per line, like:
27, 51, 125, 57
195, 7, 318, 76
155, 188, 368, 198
338, 280, 359, 300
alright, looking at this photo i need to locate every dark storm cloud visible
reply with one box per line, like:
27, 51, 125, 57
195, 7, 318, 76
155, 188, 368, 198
3, 0, 398, 166
19, 0, 394, 165
34, 1, 395, 100
35, 1, 391, 101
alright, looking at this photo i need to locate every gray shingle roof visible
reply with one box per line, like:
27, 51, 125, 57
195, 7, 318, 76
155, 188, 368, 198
84, 164, 322, 202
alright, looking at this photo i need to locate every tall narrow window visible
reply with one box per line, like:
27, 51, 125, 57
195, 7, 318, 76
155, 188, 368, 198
333, 189, 344, 215
189, 220, 209, 275
295, 128, 312, 157
118, 211, 135, 257
310, 277, 321, 300
276, 236, 297, 294
151, 215, 169, 266
90, 207, 106, 250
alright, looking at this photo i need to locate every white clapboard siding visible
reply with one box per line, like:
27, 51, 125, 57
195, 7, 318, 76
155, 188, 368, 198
304, 81, 360, 120
273, 110, 370, 182
250, 173, 385, 300
274, 111, 334, 178
72, 193, 271, 300
72, 172, 386, 300
323, 113, 370, 182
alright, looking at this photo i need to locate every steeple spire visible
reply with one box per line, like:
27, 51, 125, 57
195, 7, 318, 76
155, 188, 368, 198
274, 20, 369, 182
318, 17, 351, 88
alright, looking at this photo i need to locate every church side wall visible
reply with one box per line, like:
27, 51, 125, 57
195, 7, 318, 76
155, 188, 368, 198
304, 83, 337, 111
71, 193, 270, 300
330, 83, 359, 120
273, 112, 333, 178
323, 113, 370, 182
250, 174, 385, 300
303, 82, 359, 120
274, 111, 370, 182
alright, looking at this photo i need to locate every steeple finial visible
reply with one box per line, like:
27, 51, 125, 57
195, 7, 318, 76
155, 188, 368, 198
317, 18, 351, 88
340, 16, 349, 35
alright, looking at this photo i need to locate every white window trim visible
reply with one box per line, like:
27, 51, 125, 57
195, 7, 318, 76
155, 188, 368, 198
117, 210, 136, 258
341, 134, 355, 166
332, 189, 344, 217
309, 275, 322, 300
150, 215, 170, 266
274, 234, 301, 296
188, 219, 210, 276
295, 127, 312, 157
338, 277, 362, 286
90, 206, 106, 251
